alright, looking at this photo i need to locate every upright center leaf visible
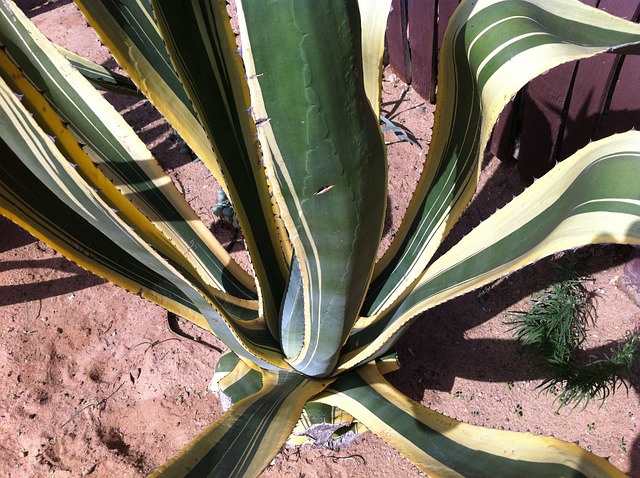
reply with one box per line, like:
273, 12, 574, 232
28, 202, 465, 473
239, 0, 387, 377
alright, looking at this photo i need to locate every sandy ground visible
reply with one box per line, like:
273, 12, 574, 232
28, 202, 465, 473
1, 1, 639, 476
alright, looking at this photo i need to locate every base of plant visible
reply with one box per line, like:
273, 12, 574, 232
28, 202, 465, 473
213, 385, 365, 448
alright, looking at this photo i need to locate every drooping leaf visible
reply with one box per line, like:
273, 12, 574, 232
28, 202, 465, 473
55, 45, 142, 96
319, 364, 625, 477
365, 0, 640, 317
0, 2, 257, 303
150, 370, 331, 478
341, 131, 640, 371
0, 66, 287, 371
0, 72, 205, 336
72, 0, 227, 187
150, 0, 289, 338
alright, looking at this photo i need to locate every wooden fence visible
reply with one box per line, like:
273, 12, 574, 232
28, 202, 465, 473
386, 0, 640, 178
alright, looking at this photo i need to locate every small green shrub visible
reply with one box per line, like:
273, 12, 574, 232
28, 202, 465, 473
507, 256, 640, 408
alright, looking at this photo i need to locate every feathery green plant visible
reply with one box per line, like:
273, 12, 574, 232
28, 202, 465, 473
506, 258, 596, 364
507, 255, 640, 408
545, 332, 640, 407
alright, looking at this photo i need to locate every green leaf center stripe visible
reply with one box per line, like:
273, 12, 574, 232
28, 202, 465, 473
2, 164, 282, 369
285, 2, 361, 373
101, 0, 195, 112
474, 29, 553, 76
239, 0, 387, 377
0, 74, 290, 369
466, 14, 542, 61
230, 320, 282, 354
0, 45, 259, 318
55, 45, 141, 96
217, 367, 263, 405
151, 0, 287, 334
467, 1, 640, 92
185, 373, 309, 477
362, 13, 481, 317
72, 0, 229, 193
343, 149, 640, 367
326, 370, 592, 477
280, 254, 305, 359
152, 370, 332, 477
1, 180, 197, 310
153, 0, 251, 186
0, 92, 197, 311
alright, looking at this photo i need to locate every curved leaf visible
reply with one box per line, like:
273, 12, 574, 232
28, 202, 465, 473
54, 45, 142, 97
318, 364, 625, 477
364, 0, 640, 317
212, 350, 263, 405
0, 73, 203, 335
150, 370, 331, 478
150, 0, 289, 338
279, 253, 305, 360
341, 131, 640, 371
71, 0, 227, 188
0, 71, 289, 370
0, 2, 257, 302
358, 0, 393, 116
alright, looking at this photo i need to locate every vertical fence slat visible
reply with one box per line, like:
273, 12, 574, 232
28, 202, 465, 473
408, 0, 437, 101
598, 0, 640, 19
387, 0, 411, 83
516, 62, 578, 178
559, 56, 620, 159
594, 0, 640, 138
437, 0, 460, 52
516, 0, 607, 178
597, 54, 640, 138
436, 0, 461, 103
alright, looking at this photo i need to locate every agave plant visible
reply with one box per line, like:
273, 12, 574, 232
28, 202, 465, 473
1, 0, 639, 476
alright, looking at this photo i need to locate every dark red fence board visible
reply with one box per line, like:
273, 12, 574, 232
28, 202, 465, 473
599, 0, 640, 19
597, 53, 640, 137
490, 95, 519, 162
437, 0, 460, 53
560, 0, 640, 159
516, 0, 599, 177
387, 0, 411, 83
559, 55, 620, 159
408, 0, 437, 102
517, 62, 578, 178
595, 0, 640, 138
387, 0, 459, 101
